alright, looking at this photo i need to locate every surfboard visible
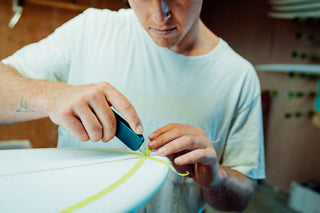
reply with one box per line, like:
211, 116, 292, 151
0, 148, 169, 213
269, 0, 320, 19
270, 0, 320, 6
255, 64, 320, 74
271, 2, 320, 12
269, 10, 320, 19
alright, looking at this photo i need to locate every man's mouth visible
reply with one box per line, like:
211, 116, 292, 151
150, 27, 177, 36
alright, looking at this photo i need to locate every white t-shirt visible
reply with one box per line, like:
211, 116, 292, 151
2, 8, 265, 212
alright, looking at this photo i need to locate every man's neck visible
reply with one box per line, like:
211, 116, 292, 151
170, 20, 219, 56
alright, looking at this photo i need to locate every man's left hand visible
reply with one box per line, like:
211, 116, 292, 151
148, 123, 226, 187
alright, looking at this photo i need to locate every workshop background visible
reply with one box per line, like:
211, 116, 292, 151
1, 0, 320, 212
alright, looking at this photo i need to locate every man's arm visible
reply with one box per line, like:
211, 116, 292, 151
0, 63, 143, 142
148, 123, 257, 211
201, 166, 257, 211
0, 63, 49, 124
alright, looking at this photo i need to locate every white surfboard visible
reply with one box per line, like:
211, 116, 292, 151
255, 64, 320, 74
0, 149, 169, 213
271, 2, 320, 12
268, 10, 320, 19
269, 0, 320, 18
270, 0, 320, 6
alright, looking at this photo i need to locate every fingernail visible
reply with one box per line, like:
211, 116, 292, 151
157, 147, 167, 155
148, 141, 155, 147
136, 124, 144, 134
149, 132, 156, 139
175, 157, 183, 164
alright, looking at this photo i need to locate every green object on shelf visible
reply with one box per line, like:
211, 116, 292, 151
296, 91, 304, 98
301, 53, 308, 60
286, 91, 294, 99
289, 72, 297, 78
270, 90, 278, 97
294, 112, 302, 118
309, 91, 316, 98
285, 113, 292, 119
308, 110, 315, 117
310, 54, 320, 61
291, 51, 299, 58
299, 73, 307, 78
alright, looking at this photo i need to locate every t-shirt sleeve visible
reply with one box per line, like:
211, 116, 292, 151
1, 10, 88, 82
222, 69, 266, 180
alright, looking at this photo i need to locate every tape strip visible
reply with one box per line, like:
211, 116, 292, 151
58, 147, 189, 212
59, 157, 147, 213
147, 156, 189, 177
0, 157, 140, 177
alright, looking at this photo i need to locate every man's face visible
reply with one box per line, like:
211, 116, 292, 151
128, 0, 203, 52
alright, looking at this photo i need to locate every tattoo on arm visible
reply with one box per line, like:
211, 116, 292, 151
16, 98, 35, 113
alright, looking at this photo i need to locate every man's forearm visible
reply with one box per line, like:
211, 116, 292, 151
0, 63, 56, 125
202, 165, 257, 211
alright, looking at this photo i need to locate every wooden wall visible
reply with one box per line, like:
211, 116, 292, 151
202, 0, 320, 193
0, 0, 126, 147
1, 0, 320, 193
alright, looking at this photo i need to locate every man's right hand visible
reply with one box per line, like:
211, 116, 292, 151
0, 63, 142, 142
45, 82, 143, 142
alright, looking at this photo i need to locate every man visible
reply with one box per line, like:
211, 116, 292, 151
0, 0, 265, 212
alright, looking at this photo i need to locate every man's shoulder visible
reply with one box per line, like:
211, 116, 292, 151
72, 8, 138, 39
81, 8, 134, 20
219, 40, 252, 66
210, 39, 254, 75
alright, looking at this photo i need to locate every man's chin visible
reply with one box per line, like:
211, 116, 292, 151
151, 37, 177, 49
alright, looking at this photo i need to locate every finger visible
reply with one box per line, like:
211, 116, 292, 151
148, 123, 197, 141
157, 135, 207, 156
103, 83, 143, 134
74, 104, 103, 142
173, 148, 216, 166
88, 96, 116, 142
149, 125, 199, 149
63, 115, 90, 142
148, 123, 178, 141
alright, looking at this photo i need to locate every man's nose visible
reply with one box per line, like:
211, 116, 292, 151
152, 0, 171, 25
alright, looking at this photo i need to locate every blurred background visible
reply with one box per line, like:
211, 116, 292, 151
0, 0, 319, 212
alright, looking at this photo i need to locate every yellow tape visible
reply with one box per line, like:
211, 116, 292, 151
58, 147, 188, 212
148, 156, 189, 177
59, 157, 147, 213
144, 146, 189, 177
